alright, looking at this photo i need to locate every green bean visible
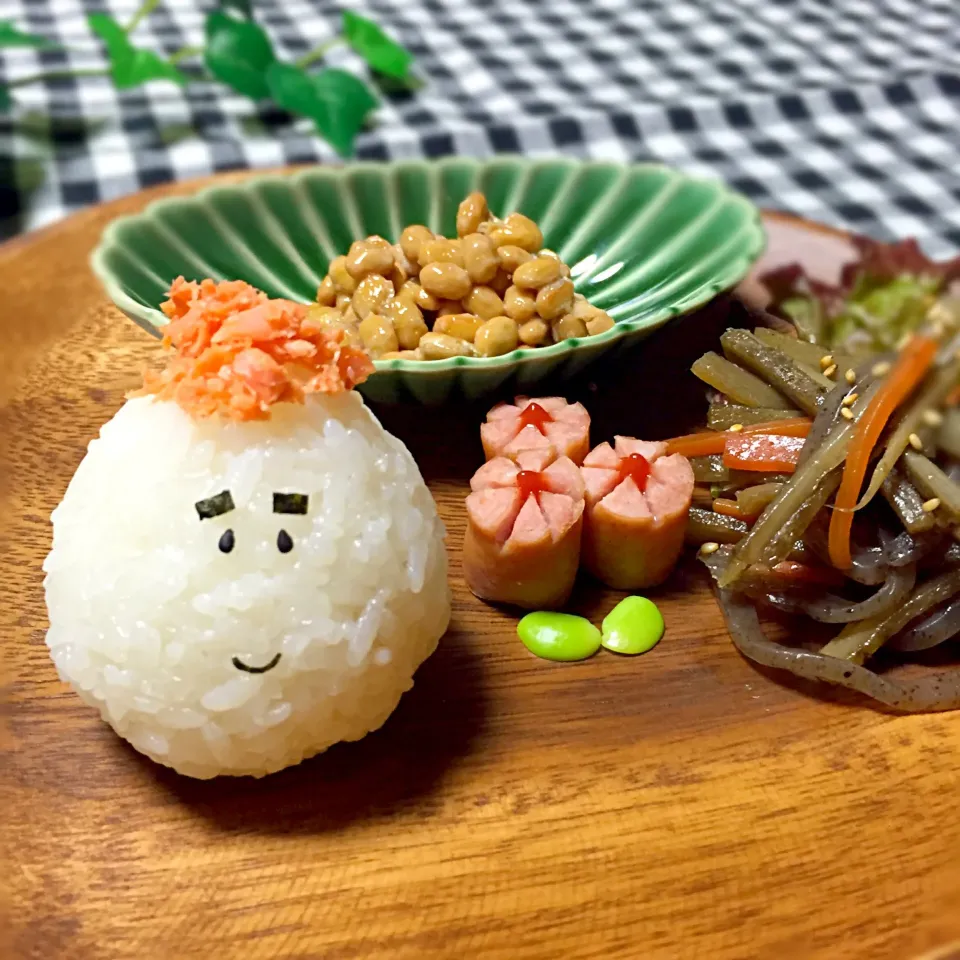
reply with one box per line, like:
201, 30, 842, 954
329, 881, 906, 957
753, 327, 855, 375
904, 451, 960, 522
720, 329, 827, 416
758, 470, 841, 568
689, 455, 728, 483
692, 351, 789, 408
707, 404, 802, 430
685, 507, 747, 545
856, 359, 960, 508
881, 468, 935, 534
736, 483, 784, 517
719, 471, 792, 494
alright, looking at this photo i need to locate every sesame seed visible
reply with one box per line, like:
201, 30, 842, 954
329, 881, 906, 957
700, 541, 720, 555
922, 409, 944, 427
729, 423, 744, 433
922, 497, 941, 513
819, 354, 834, 370
842, 392, 858, 406
908, 432, 924, 450
845, 368, 857, 384
823, 364, 837, 378
896, 332, 912, 350
872, 361, 892, 377
840, 407, 855, 420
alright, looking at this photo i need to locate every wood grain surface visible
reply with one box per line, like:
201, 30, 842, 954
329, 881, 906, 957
3, 174, 960, 960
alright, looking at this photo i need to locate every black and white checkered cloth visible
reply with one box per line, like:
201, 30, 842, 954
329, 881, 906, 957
1, 0, 958, 252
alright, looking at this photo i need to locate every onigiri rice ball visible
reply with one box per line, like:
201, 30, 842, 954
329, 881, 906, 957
43, 391, 450, 778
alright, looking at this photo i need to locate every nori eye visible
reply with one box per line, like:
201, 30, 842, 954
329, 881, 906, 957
196, 489, 235, 519
219, 529, 235, 553
277, 529, 293, 554
273, 493, 308, 515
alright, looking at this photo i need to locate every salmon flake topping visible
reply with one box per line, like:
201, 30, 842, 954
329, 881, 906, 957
136, 277, 374, 421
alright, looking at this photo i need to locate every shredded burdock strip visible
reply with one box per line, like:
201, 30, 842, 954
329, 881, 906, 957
135, 277, 375, 421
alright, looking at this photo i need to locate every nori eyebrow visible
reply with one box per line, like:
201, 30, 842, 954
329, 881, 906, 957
195, 490, 236, 519
273, 493, 309, 515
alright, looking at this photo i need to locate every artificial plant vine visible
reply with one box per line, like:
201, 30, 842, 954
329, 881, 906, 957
0, 1, 416, 157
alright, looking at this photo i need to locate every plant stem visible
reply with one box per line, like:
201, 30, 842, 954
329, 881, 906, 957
7, 67, 111, 88
295, 37, 344, 69
168, 45, 204, 65
125, 0, 161, 35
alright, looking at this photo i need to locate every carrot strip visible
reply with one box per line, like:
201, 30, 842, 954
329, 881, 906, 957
722, 433, 804, 473
666, 418, 812, 457
828, 334, 939, 569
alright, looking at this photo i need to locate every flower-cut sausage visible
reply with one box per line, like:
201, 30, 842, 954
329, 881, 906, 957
580, 437, 694, 589
464, 450, 585, 609
480, 396, 591, 465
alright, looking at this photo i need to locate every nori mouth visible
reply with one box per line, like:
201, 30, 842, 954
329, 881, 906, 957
232, 653, 282, 674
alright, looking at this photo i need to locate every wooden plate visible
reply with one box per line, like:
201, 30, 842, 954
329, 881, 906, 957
3, 174, 959, 960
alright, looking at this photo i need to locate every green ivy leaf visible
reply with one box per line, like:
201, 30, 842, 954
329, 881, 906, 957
0, 20, 53, 47
88, 14, 186, 89
342, 10, 412, 80
204, 11, 275, 100
217, 0, 253, 17
266, 63, 377, 158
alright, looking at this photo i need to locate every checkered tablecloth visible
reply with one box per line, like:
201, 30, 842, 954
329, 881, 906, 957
1, 0, 958, 252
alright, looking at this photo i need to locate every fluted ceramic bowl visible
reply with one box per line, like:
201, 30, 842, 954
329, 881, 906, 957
91, 158, 764, 404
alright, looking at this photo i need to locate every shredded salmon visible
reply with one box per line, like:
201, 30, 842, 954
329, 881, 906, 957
136, 277, 374, 420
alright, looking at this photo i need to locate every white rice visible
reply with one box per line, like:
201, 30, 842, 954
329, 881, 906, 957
43, 392, 450, 778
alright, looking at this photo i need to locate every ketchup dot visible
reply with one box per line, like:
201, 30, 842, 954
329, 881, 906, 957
518, 402, 553, 435
516, 470, 545, 502
617, 452, 650, 491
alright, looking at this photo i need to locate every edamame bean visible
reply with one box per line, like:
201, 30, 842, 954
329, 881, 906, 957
517, 612, 602, 662
600, 596, 664, 655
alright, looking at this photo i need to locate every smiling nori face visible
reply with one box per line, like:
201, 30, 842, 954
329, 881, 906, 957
194, 488, 311, 673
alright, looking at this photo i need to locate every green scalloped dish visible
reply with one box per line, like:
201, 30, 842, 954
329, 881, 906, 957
91, 158, 765, 404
